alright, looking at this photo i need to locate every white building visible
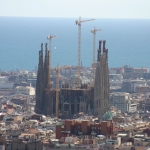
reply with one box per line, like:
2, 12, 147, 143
0, 82, 14, 90
70, 75, 90, 85
129, 103, 138, 113
109, 74, 123, 81
0, 76, 8, 82
0, 82, 14, 95
110, 92, 137, 113
122, 79, 147, 93
131, 79, 147, 92
15, 85, 35, 96
106, 137, 121, 146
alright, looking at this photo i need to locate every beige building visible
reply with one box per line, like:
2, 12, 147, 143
15, 85, 35, 96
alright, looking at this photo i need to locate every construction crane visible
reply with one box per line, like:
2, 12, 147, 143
91, 27, 102, 83
47, 35, 57, 84
75, 16, 95, 86
55, 65, 71, 118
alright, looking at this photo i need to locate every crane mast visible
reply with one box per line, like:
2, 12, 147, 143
55, 65, 71, 118
47, 34, 57, 84
91, 27, 102, 82
76, 17, 95, 86
55, 64, 59, 118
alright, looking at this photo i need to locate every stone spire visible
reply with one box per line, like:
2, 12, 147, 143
44, 43, 48, 89
97, 40, 102, 61
105, 49, 108, 61
46, 44, 51, 89
103, 40, 106, 53
94, 40, 110, 120
35, 43, 44, 113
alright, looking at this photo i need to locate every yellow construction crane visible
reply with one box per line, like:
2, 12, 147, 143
91, 27, 102, 65
47, 35, 57, 84
55, 65, 71, 118
91, 27, 102, 82
75, 16, 95, 86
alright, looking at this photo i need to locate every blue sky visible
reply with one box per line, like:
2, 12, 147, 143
0, 0, 150, 18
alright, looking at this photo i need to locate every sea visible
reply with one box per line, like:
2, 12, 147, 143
0, 17, 150, 71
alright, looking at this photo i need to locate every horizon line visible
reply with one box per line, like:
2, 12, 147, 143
0, 16, 150, 20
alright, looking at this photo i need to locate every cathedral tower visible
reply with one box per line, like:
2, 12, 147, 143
35, 43, 54, 115
35, 43, 44, 114
94, 40, 110, 120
